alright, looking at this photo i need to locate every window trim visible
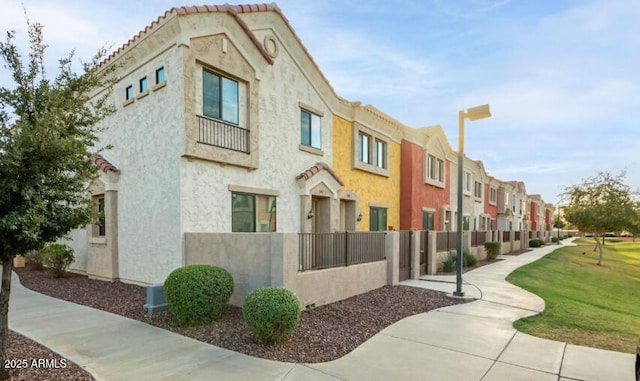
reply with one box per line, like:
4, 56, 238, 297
369, 206, 388, 231
425, 154, 446, 188
489, 187, 497, 205
202, 68, 240, 125
463, 170, 472, 195
300, 108, 322, 150
473, 180, 483, 200
125, 85, 133, 101
353, 123, 390, 177
231, 191, 277, 233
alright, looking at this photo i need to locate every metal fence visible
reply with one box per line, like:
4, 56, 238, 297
514, 231, 521, 241
298, 232, 386, 271
197, 115, 250, 153
502, 231, 510, 242
436, 231, 457, 252
471, 231, 487, 247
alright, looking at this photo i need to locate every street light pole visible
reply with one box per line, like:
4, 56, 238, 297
455, 111, 465, 297
454, 104, 491, 297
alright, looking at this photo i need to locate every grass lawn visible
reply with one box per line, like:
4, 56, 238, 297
507, 237, 640, 353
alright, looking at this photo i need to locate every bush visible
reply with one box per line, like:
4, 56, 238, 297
484, 241, 501, 261
551, 236, 559, 243
243, 287, 301, 344
529, 239, 545, 247
25, 249, 45, 270
442, 251, 457, 272
164, 265, 234, 326
463, 250, 477, 267
41, 244, 74, 278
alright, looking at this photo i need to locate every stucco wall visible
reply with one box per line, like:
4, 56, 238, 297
185, 233, 273, 306
95, 44, 185, 284
332, 116, 400, 230
185, 232, 389, 308
296, 261, 387, 308
399, 140, 451, 230
179, 24, 334, 234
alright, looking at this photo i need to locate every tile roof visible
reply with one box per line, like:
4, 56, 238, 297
296, 162, 344, 186
92, 154, 119, 173
99, 3, 341, 100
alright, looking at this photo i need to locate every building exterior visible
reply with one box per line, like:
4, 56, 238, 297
332, 105, 402, 232
64, 4, 556, 291
400, 126, 454, 231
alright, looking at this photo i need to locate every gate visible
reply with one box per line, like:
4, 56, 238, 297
420, 230, 428, 275
399, 230, 412, 281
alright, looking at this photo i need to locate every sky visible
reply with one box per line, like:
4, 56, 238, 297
1, 0, 638, 204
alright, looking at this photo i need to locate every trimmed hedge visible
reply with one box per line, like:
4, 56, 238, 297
484, 241, 501, 261
164, 265, 233, 326
529, 239, 545, 248
243, 287, 301, 345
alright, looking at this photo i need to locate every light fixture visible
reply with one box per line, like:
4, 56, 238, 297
454, 103, 491, 297
307, 209, 315, 219
356, 213, 363, 222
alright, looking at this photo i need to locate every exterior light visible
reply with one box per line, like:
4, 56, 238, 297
357, 213, 363, 222
454, 103, 491, 297
307, 209, 315, 219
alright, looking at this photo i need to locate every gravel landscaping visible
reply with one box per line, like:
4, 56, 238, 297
14, 266, 462, 363
6, 330, 94, 381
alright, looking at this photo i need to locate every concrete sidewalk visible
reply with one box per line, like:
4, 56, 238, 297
8, 239, 635, 380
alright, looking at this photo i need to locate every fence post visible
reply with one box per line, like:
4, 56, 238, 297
345, 232, 349, 267
427, 231, 438, 275
410, 230, 420, 279
385, 231, 399, 285
270, 233, 298, 294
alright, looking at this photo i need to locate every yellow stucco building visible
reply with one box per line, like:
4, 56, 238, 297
332, 105, 402, 231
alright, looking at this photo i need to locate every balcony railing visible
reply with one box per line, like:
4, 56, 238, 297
197, 115, 250, 154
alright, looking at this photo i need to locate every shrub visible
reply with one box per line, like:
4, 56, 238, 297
551, 236, 559, 243
25, 249, 45, 270
529, 239, 546, 247
463, 250, 477, 267
41, 244, 74, 278
243, 287, 301, 345
442, 251, 457, 272
484, 241, 501, 261
164, 265, 234, 326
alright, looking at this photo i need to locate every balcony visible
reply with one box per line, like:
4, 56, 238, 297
197, 114, 250, 154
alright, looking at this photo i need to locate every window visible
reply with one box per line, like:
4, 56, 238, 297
489, 187, 497, 204
300, 109, 321, 149
358, 132, 371, 164
155, 67, 165, 84
422, 211, 435, 230
369, 207, 387, 231
463, 171, 472, 193
463, 216, 470, 231
139, 76, 148, 93
375, 139, 386, 168
203, 69, 239, 124
97, 196, 105, 236
427, 155, 445, 183
474, 181, 483, 198
125, 85, 133, 101
231, 192, 276, 232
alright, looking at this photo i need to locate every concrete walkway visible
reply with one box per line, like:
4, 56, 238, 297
8, 239, 635, 380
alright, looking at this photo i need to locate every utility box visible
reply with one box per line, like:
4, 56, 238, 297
143, 283, 168, 313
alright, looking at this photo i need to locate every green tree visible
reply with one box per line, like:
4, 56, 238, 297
0, 20, 115, 379
563, 171, 635, 265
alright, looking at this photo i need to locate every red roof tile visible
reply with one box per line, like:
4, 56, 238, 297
92, 154, 119, 173
296, 162, 344, 186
